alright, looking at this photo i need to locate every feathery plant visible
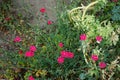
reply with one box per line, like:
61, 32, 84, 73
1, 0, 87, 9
68, 0, 120, 79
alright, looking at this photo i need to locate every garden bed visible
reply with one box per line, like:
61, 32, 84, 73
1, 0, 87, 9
0, 0, 120, 80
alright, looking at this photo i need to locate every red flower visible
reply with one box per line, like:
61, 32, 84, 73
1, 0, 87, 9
47, 20, 52, 25
29, 45, 37, 52
18, 50, 23, 54
13, 36, 21, 42
59, 42, 64, 48
80, 34, 87, 41
99, 62, 106, 69
91, 54, 98, 61
4, 17, 11, 21
57, 56, 64, 64
28, 76, 35, 80
60, 50, 74, 58
67, 52, 74, 58
40, 7, 46, 13
96, 36, 102, 43
60, 50, 67, 57
25, 51, 34, 57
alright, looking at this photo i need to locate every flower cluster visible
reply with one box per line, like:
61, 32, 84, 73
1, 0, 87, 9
57, 42, 74, 64
40, 7, 53, 25
80, 34, 103, 43
60, 50, 74, 58
57, 50, 74, 64
2, 1, 117, 79
91, 54, 106, 69
13, 36, 37, 78
25, 45, 37, 57
80, 34, 106, 69
13, 36, 37, 57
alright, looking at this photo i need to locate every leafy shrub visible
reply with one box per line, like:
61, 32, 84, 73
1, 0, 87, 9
0, 0, 120, 80
111, 6, 120, 21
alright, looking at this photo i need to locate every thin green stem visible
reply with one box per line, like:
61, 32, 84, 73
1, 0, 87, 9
83, 52, 89, 64
82, 41, 89, 64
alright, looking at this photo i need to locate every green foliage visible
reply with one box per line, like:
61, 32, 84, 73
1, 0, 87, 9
0, 0, 120, 80
0, 0, 12, 30
111, 6, 120, 21
95, 0, 120, 22
68, 0, 120, 79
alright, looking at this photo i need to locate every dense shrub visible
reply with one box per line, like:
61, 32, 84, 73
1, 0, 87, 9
0, 0, 120, 80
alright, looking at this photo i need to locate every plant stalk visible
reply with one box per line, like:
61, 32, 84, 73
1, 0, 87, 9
82, 1, 99, 21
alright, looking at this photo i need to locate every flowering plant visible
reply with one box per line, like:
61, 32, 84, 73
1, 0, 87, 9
0, 0, 120, 80
68, 0, 120, 79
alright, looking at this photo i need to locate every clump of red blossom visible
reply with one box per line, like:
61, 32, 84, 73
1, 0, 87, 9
58, 42, 64, 48
47, 20, 52, 25
25, 45, 37, 57
13, 36, 21, 42
40, 7, 46, 13
91, 54, 98, 61
96, 36, 102, 43
28, 76, 35, 80
57, 50, 74, 64
99, 62, 107, 69
80, 34, 87, 41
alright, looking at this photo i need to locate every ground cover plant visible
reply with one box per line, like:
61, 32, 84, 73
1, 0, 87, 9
0, 0, 120, 80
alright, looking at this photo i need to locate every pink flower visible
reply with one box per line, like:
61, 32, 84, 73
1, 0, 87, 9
13, 36, 21, 42
40, 7, 46, 13
59, 42, 64, 48
60, 51, 74, 58
4, 17, 11, 21
91, 54, 98, 61
57, 56, 64, 64
47, 20, 52, 25
25, 51, 34, 57
28, 76, 35, 80
29, 45, 37, 52
67, 52, 74, 58
96, 36, 102, 43
99, 62, 106, 69
60, 50, 67, 57
80, 34, 87, 41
